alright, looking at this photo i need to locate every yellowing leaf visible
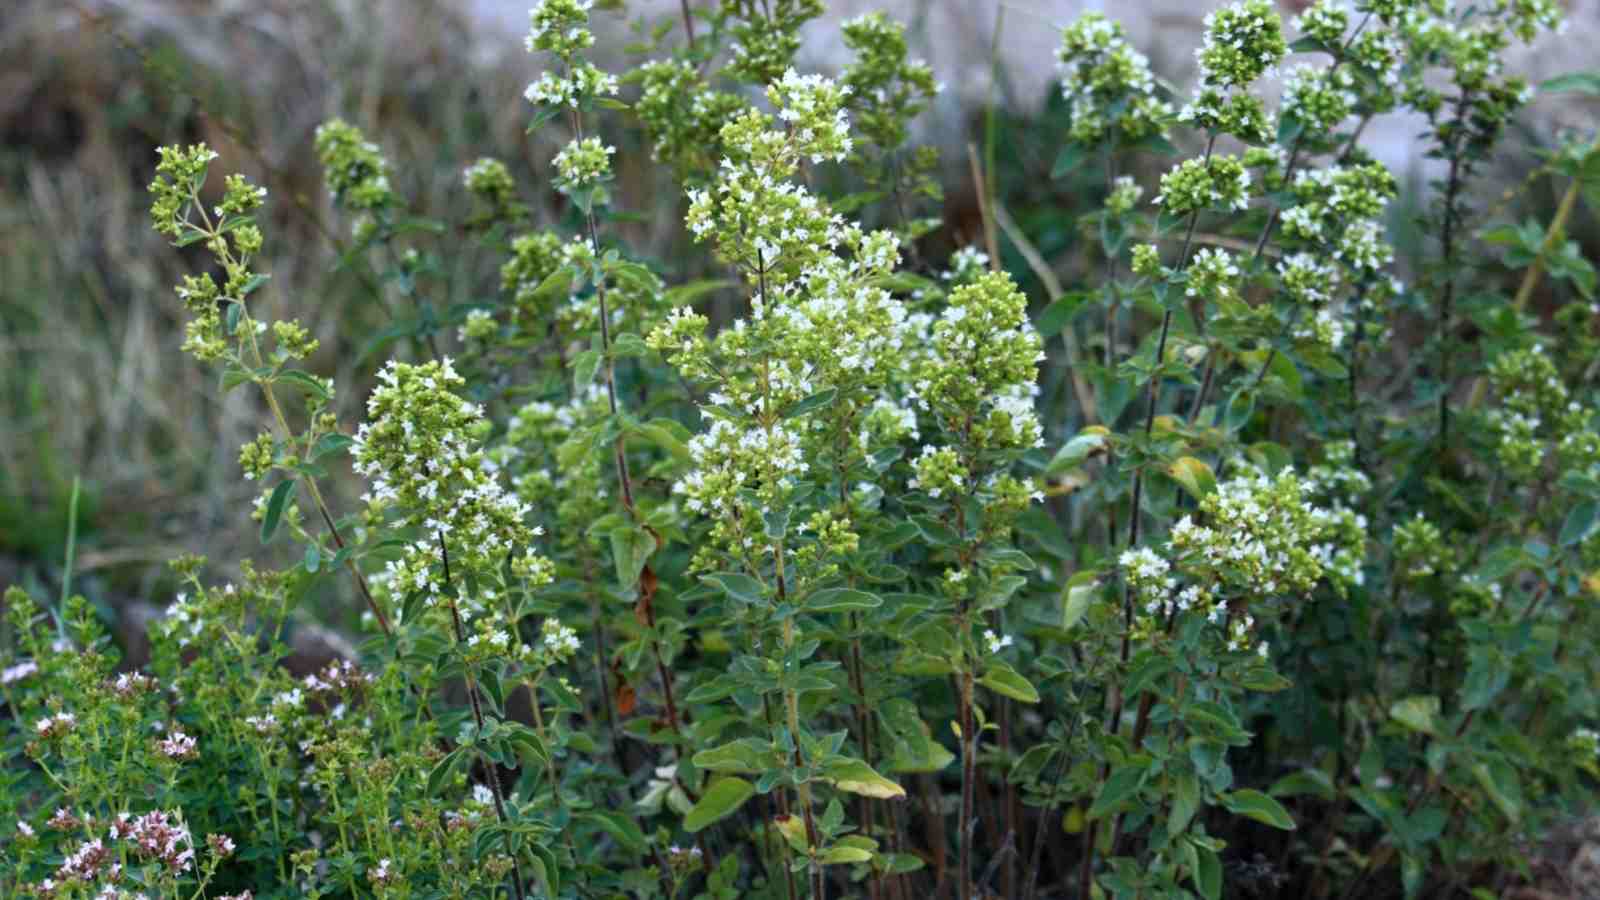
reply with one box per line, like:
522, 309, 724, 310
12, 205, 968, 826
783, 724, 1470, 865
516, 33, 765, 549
1166, 456, 1217, 501
825, 759, 906, 799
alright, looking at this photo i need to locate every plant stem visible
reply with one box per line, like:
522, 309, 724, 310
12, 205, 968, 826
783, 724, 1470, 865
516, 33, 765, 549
1436, 88, 1471, 447
60, 476, 80, 606
1083, 132, 1215, 899
438, 533, 528, 900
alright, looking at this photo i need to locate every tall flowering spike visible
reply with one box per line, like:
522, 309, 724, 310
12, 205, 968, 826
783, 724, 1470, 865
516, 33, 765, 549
1057, 13, 1172, 145
351, 359, 552, 600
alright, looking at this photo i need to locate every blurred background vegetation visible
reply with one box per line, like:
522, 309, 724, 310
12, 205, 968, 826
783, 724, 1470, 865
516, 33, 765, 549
1, 0, 1595, 651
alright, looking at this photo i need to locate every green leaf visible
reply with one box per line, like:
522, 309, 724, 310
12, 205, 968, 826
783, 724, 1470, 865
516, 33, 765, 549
309, 433, 354, 462
701, 571, 766, 605
1460, 652, 1511, 711
635, 419, 691, 463
1221, 789, 1296, 830
1559, 500, 1599, 547
580, 811, 647, 854
1269, 768, 1335, 801
1223, 389, 1255, 432
1401, 852, 1425, 899
663, 279, 733, 307
611, 333, 649, 358
683, 778, 756, 832
1051, 143, 1088, 179
819, 846, 874, 865
609, 524, 654, 587
239, 272, 271, 298
304, 544, 321, 573
1046, 429, 1108, 475
1061, 572, 1100, 630
693, 739, 768, 773
1470, 760, 1523, 824
979, 664, 1040, 703
504, 724, 549, 768
1169, 773, 1201, 836
572, 349, 603, 390
219, 364, 256, 394
1035, 291, 1093, 336
529, 265, 576, 304
1389, 695, 1442, 737
807, 588, 882, 612
276, 370, 330, 401
910, 515, 960, 547
261, 480, 296, 543
1089, 764, 1146, 819
783, 390, 838, 419
1196, 843, 1222, 900
426, 747, 464, 796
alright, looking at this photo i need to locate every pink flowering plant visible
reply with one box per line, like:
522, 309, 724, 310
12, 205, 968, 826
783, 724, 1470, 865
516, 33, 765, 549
4, 0, 1600, 898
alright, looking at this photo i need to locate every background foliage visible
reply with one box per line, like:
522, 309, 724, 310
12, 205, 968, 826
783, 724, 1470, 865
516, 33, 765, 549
4, 0, 1600, 898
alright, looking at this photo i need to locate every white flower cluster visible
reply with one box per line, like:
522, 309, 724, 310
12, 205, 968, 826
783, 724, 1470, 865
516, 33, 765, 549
769, 69, 854, 164
1120, 466, 1366, 651
541, 618, 581, 659
523, 63, 619, 108
1, 659, 38, 684
674, 418, 811, 516
352, 358, 552, 614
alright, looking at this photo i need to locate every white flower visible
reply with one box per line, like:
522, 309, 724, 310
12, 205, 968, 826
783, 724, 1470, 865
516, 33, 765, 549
983, 629, 1015, 654
1, 660, 38, 684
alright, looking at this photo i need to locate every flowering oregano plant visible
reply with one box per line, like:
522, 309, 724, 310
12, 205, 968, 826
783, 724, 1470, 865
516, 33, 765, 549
3, 0, 1598, 899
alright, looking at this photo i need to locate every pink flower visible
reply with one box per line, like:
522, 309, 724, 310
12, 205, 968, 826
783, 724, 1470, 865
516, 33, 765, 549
158, 730, 198, 760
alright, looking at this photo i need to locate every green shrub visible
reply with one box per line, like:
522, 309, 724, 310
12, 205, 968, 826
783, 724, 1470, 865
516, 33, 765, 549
4, 0, 1599, 898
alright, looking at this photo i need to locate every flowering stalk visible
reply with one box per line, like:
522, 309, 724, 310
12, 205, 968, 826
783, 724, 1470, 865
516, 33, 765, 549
149, 146, 393, 637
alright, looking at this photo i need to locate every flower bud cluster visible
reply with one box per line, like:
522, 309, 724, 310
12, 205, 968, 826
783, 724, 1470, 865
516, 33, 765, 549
634, 60, 746, 176
523, 0, 618, 111
313, 119, 395, 215
1056, 13, 1171, 145
1392, 513, 1454, 580
1154, 155, 1252, 215
723, 0, 826, 86
1281, 163, 1397, 279
552, 136, 616, 189
841, 13, 940, 153
1486, 345, 1598, 481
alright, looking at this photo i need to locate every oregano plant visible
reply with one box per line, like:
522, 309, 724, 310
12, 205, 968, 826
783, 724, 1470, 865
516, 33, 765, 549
4, 1, 1598, 898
